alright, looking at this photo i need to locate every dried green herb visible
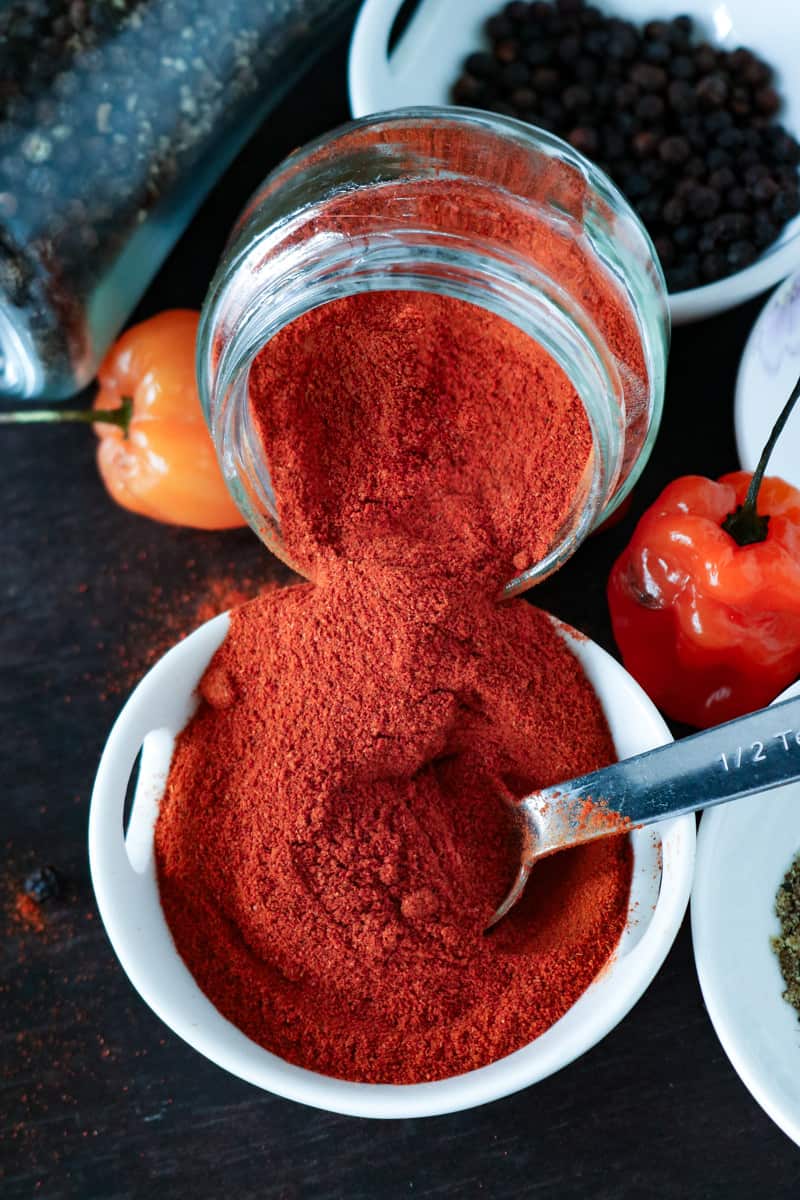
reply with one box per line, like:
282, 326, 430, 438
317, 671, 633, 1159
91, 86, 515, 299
772, 851, 800, 1018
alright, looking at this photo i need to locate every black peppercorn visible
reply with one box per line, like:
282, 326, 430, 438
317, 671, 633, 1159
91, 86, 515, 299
727, 239, 758, 269
670, 55, 695, 81
614, 82, 638, 110
683, 156, 706, 179
499, 63, 527, 92
583, 29, 608, 56
730, 86, 752, 118
693, 43, 717, 74
511, 86, 537, 110
532, 66, 560, 93
739, 148, 761, 168
574, 58, 599, 84
457, 0, 798, 293
755, 86, 781, 116
563, 83, 591, 112
667, 79, 695, 113
752, 212, 778, 247
705, 147, 731, 172
705, 109, 734, 134
622, 171, 650, 199
727, 187, 751, 212
696, 73, 729, 108
636, 93, 665, 122
642, 159, 668, 184
635, 194, 661, 224
567, 126, 599, 156
24, 865, 61, 904
659, 134, 691, 164
743, 58, 772, 88
630, 63, 667, 91
632, 129, 657, 158
751, 175, 780, 204
708, 211, 752, 242
690, 185, 721, 219
667, 261, 700, 290
505, 1, 531, 20
716, 126, 743, 150
662, 196, 685, 225
700, 251, 726, 281
773, 189, 800, 222
709, 166, 736, 192
452, 74, 485, 104
643, 41, 671, 66
494, 38, 520, 65
602, 128, 626, 161
486, 14, 514, 39
607, 30, 638, 61
540, 97, 565, 124
524, 42, 552, 67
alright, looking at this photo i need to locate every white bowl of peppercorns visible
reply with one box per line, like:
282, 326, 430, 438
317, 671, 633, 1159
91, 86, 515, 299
349, 0, 800, 322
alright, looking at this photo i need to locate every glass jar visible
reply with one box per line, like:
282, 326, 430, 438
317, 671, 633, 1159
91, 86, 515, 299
0, 0, 357, 401
198, 108, 670, 594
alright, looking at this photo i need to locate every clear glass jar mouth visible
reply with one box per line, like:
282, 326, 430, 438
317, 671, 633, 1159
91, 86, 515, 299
199, 108, 669, 595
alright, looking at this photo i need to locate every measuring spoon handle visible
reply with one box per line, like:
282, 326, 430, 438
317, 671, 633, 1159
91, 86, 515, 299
543, 694, 800, 828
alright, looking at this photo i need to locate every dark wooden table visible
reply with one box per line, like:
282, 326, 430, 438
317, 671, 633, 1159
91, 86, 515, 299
3, 37, 799, 1200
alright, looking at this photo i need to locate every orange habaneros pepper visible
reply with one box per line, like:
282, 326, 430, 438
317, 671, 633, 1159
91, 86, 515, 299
0, 310, 245, 531
93, 310, 244, 529
608, 375, 800, 728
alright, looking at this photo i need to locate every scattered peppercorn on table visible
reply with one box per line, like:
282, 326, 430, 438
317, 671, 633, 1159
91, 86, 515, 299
2, 35, 800, 1200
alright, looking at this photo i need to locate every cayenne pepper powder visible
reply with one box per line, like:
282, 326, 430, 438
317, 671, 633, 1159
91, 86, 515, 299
155, 286, 636, 1084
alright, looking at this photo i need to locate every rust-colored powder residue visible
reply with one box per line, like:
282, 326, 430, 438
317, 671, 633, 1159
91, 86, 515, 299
575, 797, 634, 839
94, 563, 294, 700
14, 893, 45, 934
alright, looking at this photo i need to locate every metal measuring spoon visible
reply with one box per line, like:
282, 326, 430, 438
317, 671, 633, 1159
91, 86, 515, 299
490, 694, 800, 928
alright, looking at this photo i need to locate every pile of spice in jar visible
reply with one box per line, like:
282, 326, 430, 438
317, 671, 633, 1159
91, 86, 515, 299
451, 1, 800, 292
152, 111, 666, 1085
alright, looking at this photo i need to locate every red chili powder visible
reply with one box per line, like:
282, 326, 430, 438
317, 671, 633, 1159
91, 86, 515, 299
155, 288, 635, 1084
251, 291, 593, 585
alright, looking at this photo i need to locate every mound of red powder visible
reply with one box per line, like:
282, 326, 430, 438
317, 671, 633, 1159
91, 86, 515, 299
154, 290, 633, 1084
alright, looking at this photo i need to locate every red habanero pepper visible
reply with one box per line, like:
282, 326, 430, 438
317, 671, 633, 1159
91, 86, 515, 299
608, 374, 800, 728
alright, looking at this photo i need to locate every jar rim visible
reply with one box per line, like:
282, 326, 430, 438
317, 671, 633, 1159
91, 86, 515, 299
199, 108, 669, 593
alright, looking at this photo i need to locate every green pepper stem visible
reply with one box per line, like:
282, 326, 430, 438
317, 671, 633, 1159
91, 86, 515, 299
0, 395, 133, 437
722, 371, 800, 546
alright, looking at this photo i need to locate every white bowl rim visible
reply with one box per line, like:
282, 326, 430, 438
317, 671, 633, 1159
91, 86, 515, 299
691, 676, 800, 1147
89, 611, 695, 1119
347, 0, 800, 325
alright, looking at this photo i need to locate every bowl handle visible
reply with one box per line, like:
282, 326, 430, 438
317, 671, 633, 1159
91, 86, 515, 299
348, 0, 437, 113
89, 612, 229, 922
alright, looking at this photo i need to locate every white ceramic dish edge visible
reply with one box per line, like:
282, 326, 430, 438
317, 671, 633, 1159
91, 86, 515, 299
734, 270, 800, 488
90, 611, 695, 1119
692, 677, 800, 1147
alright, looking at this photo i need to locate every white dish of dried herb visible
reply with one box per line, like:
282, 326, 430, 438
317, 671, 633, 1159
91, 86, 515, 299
693, 677, 800, 1147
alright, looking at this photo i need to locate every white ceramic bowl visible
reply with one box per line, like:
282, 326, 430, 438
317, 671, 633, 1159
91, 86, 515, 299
692, 678, 800, 1146
89, 612, 695, 1118
735, 269, 800, 487
348, 0, 800, 324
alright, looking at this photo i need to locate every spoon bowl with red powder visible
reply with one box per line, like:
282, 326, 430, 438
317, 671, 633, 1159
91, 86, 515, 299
90, 608, 694, 1118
